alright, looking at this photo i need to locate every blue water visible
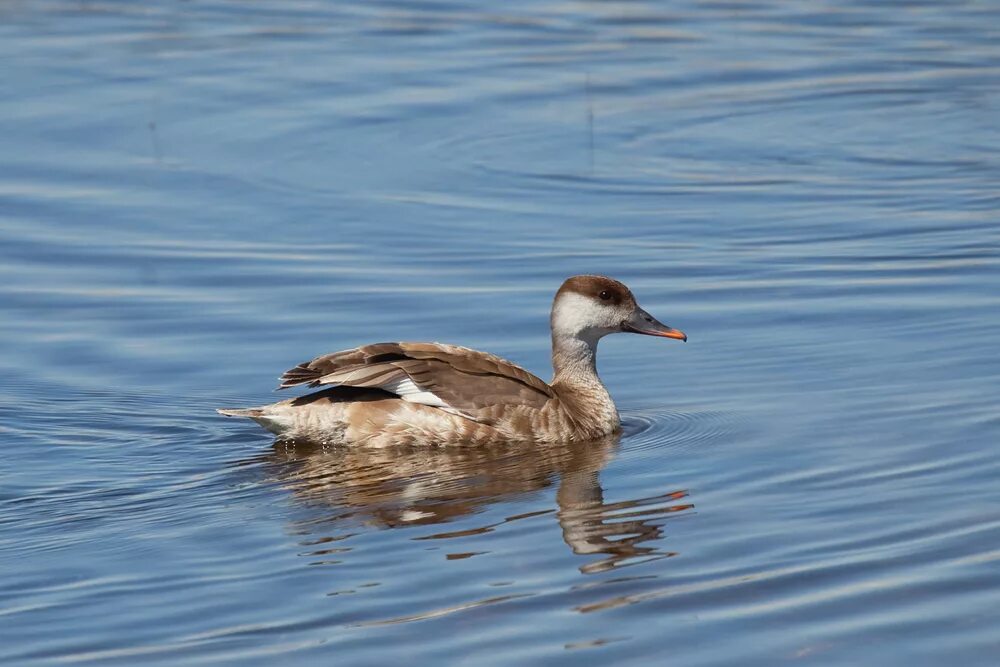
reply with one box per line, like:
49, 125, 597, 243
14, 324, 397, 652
2, 1, 999, 664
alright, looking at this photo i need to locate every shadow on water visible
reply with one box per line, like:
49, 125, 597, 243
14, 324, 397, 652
253, 433, 694, 575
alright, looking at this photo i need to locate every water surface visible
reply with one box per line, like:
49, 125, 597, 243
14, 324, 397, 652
2, 1, 999, 664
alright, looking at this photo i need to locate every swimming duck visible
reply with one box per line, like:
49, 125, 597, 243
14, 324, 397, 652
218, 275, 686, 446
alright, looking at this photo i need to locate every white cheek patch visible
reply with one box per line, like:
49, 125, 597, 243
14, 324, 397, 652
552, 292, 618, 339
552, 292, 597, 335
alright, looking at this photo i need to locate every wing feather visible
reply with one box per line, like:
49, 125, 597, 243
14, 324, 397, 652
278, 342, 553, 413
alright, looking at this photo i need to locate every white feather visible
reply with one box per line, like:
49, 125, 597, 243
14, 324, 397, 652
381, 376, 451, 408
551, 291, 616, 345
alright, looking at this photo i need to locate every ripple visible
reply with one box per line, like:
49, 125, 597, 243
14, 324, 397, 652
351, 592, 535, 628
622, 408, 745, 454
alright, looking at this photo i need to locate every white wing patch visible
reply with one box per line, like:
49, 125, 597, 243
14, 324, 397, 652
314, 364, 483, 422
383, 377, 482, 422
381, 376, 451, 408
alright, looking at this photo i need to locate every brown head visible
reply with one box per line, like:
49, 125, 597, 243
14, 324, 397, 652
551, 275, 687, 344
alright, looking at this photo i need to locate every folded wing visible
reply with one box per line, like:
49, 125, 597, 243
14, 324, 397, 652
278, 342, 554, 416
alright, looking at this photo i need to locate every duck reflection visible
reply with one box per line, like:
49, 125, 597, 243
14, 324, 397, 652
259, 434, 693, 574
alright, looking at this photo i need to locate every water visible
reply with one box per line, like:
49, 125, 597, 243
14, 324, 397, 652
2, 0, 999, 664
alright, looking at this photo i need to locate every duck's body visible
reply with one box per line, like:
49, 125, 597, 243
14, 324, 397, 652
219, 275, 686, 446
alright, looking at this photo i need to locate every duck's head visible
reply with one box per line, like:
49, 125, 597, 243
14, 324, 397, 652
551, 275, 686, 345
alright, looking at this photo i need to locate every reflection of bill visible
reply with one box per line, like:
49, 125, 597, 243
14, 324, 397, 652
258, 434, 693, 574
558, 469, 692, 574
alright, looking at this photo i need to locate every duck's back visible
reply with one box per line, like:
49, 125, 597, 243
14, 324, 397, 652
280, 342, 554, 411
221, 342, 579, 445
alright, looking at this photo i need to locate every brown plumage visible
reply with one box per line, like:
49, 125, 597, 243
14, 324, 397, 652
218, 275, 687, 446
277, 342, 553, 409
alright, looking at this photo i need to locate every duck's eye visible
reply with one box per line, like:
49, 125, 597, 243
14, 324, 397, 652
598, 290, 612, 301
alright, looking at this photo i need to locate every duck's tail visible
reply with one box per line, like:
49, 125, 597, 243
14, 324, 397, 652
217, 405, 293, 436
216, 407, 265, 418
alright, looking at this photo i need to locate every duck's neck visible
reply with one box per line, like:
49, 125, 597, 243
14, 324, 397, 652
552, 332, 600, 383
551, 333, 619, 436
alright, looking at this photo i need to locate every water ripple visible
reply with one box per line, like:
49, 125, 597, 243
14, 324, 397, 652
622, 408, 745, 453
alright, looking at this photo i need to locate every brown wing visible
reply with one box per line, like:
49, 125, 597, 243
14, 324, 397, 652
278, 342, 554, 412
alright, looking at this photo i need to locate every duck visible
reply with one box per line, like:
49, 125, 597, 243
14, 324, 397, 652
218, 275, 686, 446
